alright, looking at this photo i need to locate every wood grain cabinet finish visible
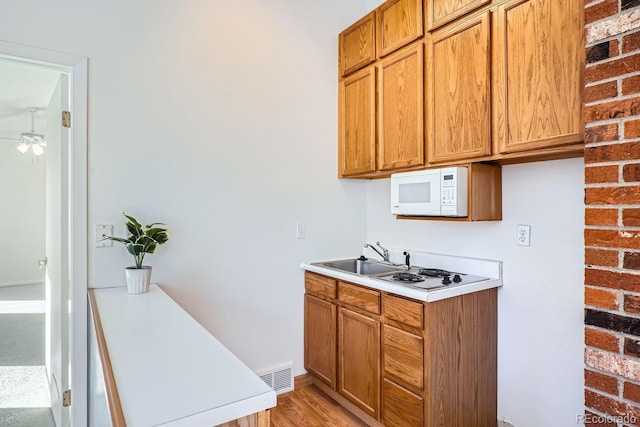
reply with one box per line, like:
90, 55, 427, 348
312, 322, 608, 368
304, 295, 337, 389
338, 281, 381, 315
424, 288, 497, 426
428, 12, 492, 164
383, 325, 424, 391
377, 0, 423, 57
304, 271, 336, 300
378, 43, 425, 171
339, 12, 376, 77
383, 294, 424, 332
426, 0, 491, 31
339, 67, 377, 177
382, 379, 423, 427
493, 0, 584, 155
338, 307, 381, 420
304, 273, 497, 426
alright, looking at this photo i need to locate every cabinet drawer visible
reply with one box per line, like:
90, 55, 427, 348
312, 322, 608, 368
339, 282, 380, 315
305, 272, 337, 299
382, 379, 423, 427
383, 294, 423, 331
383, 325, 423, 390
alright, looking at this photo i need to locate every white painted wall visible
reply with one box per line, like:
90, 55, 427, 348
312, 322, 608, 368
0, 0, 370, 376
0, 138, 45, 286
366, 158, 585, 426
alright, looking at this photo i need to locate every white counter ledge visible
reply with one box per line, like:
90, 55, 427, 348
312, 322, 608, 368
89, 284, 276, 427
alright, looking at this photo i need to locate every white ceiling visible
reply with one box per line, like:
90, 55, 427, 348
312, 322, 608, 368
0, 60, 61, 141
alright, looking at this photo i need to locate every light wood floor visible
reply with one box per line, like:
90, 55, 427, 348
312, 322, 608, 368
270, 384, 367, 427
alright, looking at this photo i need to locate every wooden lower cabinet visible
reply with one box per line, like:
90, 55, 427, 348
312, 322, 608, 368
338, 307, 381, 419
304, 294, 337, 389
304, 273, 497, 426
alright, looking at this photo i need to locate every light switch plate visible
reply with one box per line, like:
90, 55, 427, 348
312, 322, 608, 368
296, 222, 306, 239
96, 224, 113, 248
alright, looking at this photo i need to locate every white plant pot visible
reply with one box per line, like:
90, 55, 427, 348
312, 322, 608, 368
125, 266, 152, 294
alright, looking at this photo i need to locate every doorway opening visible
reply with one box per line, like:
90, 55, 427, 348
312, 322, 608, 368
0, 57, 66, 427
0, 41, 88, 427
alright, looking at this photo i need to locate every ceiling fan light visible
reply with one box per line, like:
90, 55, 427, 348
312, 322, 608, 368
16, 142, 30, 153
32, 144, 44, 156
21, 132, 44, 141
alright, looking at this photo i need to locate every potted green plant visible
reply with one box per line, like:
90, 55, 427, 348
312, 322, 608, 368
104, 213, 169, 294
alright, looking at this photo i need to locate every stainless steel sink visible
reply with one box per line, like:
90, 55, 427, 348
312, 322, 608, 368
313, 258, 405, 276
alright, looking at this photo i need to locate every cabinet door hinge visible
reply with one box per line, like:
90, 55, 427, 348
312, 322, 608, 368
63, 389, 71, 407
62, 111, 71, 128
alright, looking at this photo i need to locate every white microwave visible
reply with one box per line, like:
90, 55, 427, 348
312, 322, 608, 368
390, 167, 468, 217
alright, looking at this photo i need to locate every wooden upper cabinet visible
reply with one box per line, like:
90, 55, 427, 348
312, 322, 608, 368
427, 0, 491, 31
379, 43, 425, 171
339, 12, 376, 77
428, 12, 492, 163
377, 0, 423, 57
493, 0, 584, 154
339, 67, 376, 177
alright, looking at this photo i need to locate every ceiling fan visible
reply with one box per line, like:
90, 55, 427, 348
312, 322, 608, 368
0, 107, 47, 156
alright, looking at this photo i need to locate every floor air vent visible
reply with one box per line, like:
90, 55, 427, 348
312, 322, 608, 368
257, 362, 294, 395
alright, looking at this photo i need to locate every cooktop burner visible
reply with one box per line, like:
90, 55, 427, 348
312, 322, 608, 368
418, 268, 454, 277
391, 273, 425, 283
378, 267, 490, 290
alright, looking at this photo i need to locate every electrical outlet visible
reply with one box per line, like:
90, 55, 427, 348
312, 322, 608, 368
96, 224, 113, 248
296, 222, 306, 239
517, 224, 531, 247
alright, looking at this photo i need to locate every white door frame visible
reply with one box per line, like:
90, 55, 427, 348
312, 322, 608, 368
0, 40, 88, 426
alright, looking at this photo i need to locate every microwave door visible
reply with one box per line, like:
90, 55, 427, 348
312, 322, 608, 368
392, 173, 441, 215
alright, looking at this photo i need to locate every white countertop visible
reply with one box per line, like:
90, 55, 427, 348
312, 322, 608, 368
302, 250, 503, 302
92, 284, 276, 427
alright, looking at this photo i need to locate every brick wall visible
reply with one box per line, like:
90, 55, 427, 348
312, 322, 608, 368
585, 0, 640, 424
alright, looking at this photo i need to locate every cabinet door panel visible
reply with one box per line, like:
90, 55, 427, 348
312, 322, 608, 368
339, 67, 377, 176
494, 0, 583, 154
427, 0, 491, 31
338, 307, 380, 419
304, 295, 337, 389
379, 43, 424, 170
377, 0, 423, 57
382, 379, 423, 427
428, 12, 491, 163
340, 12, 376, 76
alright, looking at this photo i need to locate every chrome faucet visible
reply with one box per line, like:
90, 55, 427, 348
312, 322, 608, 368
364, 241, 390, 263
